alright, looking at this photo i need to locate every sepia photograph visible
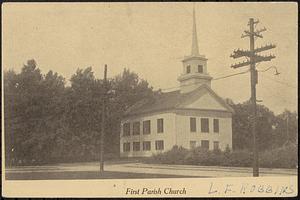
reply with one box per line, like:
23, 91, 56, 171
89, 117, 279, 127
2, 2, 298, 198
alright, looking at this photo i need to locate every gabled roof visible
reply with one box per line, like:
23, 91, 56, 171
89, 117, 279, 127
124, 84, 234, 117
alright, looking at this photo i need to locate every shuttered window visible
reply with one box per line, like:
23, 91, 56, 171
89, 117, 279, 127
123, 142, 130, 152
133, 122, 140, 135
143, 120, 151, 134
201, 140, 209, 150
133, 142, 140, 151
213, 119, 219, 133
213, 141, 219, 150
157, 118, 164, 133
201, 118, 209, 133
190, 141, 196, 149
190, 117, 196, 132
187, 65, 191, 73
143, 141, 151, 151
123, 123, 130, 136
198, 65, 203, 73
155, 140, 164, 150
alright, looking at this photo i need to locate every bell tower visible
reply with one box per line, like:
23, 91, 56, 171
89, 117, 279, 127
178, 5, 212, 94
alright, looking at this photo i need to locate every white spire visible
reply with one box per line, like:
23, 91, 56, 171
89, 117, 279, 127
191, 4, 200, 56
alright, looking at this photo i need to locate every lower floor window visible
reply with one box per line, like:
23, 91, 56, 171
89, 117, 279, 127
133, 142, 140, 151
213, 141, 219, 150
190, 141, 196, 149
155, 140, 164, 150
201, 140, 209, 150
123, 142, 130, 152
143, 141, 151, 151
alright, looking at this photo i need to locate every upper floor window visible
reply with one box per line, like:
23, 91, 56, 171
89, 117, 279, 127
157, 118, 164, 133
123, 142, 130, 152
143, 120, 151, 134
123, 123, 130, 136
201, 118, 209, 133
133, 122, 140, 135
133, 142, 140, 151
190, 117, 196, 132
198, 65, 203, 73
155, 140, 164, 150
186, 65, 191, 73
143, 141, 151, 151
213, 119, 219, 133
201, 140, 209, 150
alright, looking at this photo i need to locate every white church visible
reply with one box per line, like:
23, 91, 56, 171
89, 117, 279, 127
120, 8, 234, 157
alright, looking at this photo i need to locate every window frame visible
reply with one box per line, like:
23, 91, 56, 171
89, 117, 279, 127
123, 122, 130, 136
213, 119, 219, 133
143, 141, 151, 151
123, 142, 130, 152
201, 118, 209, 133
143, 120, 151, 135
190, 141, 196, 149
157, 118, 164, 133
155, 140, 164, 150
133, 142, 140, 151
213, 141, 219, 150
190, 117, 196, 132
198, 65, 203, 73
186, 65, 191, 73
133, 121, 140, 135
201, 140, 209, 150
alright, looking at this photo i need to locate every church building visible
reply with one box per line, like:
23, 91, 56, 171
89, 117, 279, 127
120, 7, 234, 157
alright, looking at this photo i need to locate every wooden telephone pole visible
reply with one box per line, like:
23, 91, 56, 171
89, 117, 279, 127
100, 64, 107, 173
230, 18, 276, 177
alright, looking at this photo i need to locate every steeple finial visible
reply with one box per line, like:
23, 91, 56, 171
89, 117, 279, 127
191, 4, 200, 56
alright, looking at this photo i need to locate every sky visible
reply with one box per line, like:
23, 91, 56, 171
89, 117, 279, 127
2, 2, 298, 114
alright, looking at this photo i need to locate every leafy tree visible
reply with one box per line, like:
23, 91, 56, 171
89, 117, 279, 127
231, 101, 276, 151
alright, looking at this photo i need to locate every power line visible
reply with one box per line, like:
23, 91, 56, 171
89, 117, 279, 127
213, 70, 249, 80
160, 70, 250, 92
260, 73, 297, 89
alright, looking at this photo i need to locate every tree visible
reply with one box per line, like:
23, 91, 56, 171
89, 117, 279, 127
231, 101, 276, 151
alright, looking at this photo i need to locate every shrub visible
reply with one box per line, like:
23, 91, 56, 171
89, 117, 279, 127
146, 144, 297, 169
149, 145, 188, 164
260, 144, 297, 168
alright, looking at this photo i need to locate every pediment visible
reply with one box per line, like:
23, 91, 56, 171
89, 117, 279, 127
176, 85, 234, 112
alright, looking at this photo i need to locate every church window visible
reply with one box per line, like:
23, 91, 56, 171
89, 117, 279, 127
190, 117, 196, 132
213, 119, 219, 133
201, 140, 209, 150
201, 118, 209, 133
213, 141, 219, 150
133, 142, 140, 151
157, 118, 164, 133
190, 141, 196, 149
198, 65, 203, 73
187, 65, 191, 73
123, 123, 130, 136
133, 122, 140, 135
155, 140, 164, 150
143, 120, 151, 134
123, 142, 130, 152
143, 141, 151, 151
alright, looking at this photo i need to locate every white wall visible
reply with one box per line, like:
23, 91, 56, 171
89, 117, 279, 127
120, 112, 176, 157
175, 113, 232, 151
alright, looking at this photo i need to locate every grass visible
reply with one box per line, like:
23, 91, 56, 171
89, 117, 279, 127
6, 171, 206, 180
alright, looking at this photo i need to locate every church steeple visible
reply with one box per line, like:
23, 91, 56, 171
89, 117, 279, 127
191, 5, 199, 56
177, 4, 213, 94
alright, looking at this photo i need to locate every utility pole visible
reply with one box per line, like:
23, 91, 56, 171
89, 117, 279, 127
230, 18, 276, 177
100, 64, 107, 173
286, 113, 289, 143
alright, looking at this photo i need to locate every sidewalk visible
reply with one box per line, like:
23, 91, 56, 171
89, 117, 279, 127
6, 162, 297, 178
